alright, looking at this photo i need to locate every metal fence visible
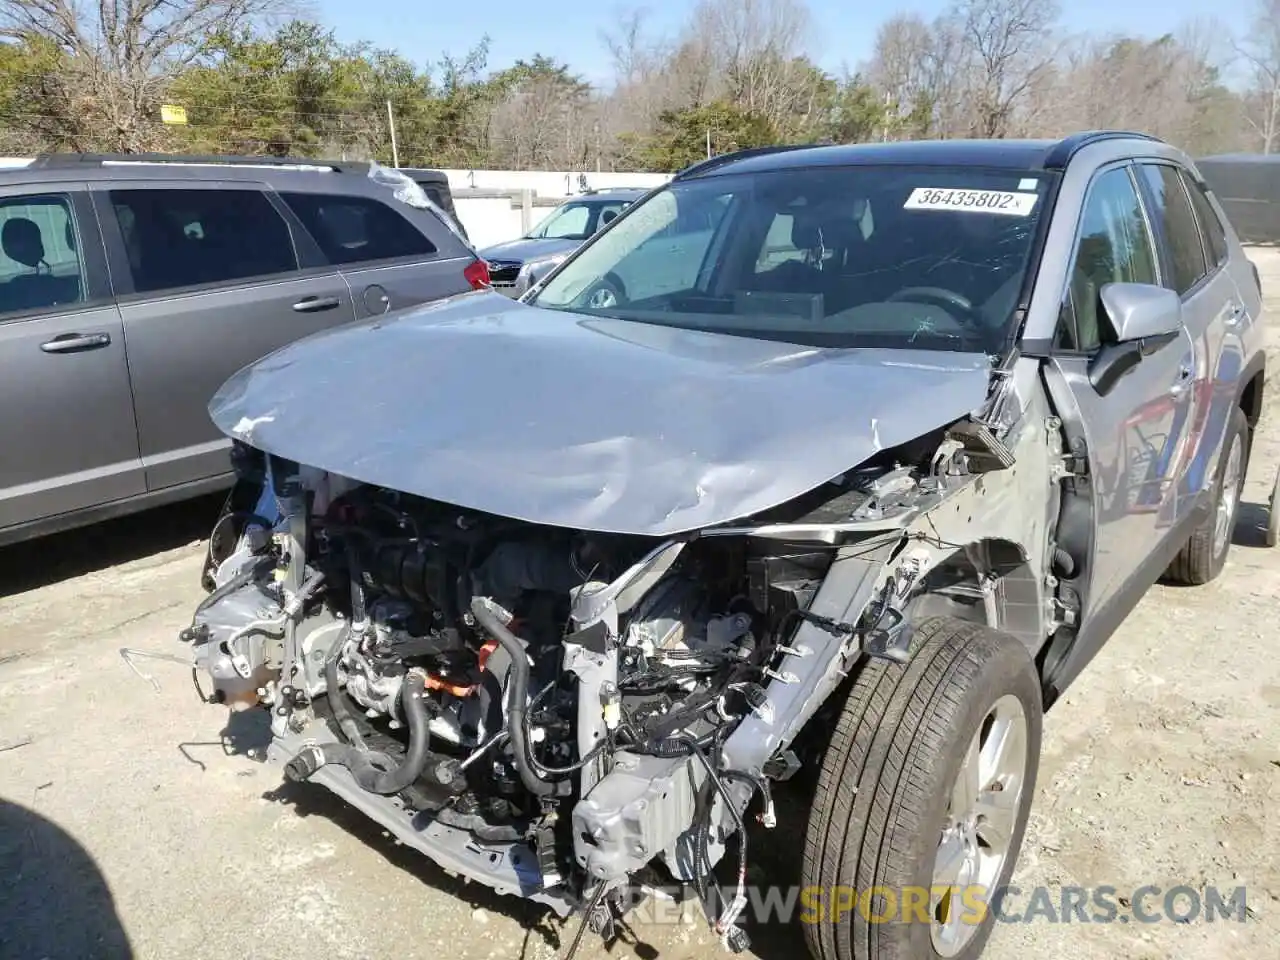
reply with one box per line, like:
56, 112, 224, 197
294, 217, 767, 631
1198, 154, 1280, 245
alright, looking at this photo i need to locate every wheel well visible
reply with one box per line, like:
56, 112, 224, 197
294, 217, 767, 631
790, 538, 1042, 767
904, 538, 1042, 654
1240, 370, 1264, 431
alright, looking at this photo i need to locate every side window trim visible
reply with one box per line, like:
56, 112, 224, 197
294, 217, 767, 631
262, 187, 333, 271
1051, 160, 1161, 356
0, 187, 106, 326
93, 181, 305, 301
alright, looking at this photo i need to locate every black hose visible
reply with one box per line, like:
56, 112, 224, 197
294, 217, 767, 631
286, 671, 436, 795
522, 681, 610, 776
324, 628, 369, 752
469, 596, 560, 796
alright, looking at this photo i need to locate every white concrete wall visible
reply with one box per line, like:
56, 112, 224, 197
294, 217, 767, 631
454, 196, 526, 250
445, 169, 674, 250
439, 169, 671, 197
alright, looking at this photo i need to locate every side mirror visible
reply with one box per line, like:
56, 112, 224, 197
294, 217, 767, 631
1099, 282, 1182, 343
1088, 283, 1182, 396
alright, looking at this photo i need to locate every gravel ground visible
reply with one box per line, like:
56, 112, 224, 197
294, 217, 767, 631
3, 251, 1280, 960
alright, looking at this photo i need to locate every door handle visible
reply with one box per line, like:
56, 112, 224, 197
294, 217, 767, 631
292, 296, 342, 313
40, 332, 111, 353
1225, 301, 1247, 325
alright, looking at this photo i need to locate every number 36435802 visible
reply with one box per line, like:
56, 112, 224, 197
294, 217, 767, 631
904, 187, 1039, 216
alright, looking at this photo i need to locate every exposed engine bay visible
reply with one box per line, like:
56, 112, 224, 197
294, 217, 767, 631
183, 406, 1058, 952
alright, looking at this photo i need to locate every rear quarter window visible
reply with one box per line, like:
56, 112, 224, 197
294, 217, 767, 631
1183, 173, 1230, 268
281, 192, 438, 266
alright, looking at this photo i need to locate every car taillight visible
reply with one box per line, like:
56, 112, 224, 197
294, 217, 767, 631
464, 259, 490, 290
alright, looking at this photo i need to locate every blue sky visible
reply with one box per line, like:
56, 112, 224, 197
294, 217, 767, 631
315, 0, 1250, 86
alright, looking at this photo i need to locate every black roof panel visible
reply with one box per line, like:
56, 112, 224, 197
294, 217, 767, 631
682, 140, 1059, 177
678, 132, 1167, 179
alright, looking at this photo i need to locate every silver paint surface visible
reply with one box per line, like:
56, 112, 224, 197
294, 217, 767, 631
209, 291, 994, 536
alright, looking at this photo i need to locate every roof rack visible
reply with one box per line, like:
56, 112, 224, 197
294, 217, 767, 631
1042, 131, 1164, 170
29, 152, 359, 172
672, 143, 816, 180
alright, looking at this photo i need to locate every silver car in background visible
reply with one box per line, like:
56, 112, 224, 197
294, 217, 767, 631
0, 153, 486, 548
480, 188, 649, 296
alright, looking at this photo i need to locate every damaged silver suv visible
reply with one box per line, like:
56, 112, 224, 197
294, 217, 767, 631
182, 132, 1264, 960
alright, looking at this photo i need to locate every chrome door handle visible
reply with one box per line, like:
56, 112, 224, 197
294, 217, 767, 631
40, 332, 111, 353
292, 296, 341, 313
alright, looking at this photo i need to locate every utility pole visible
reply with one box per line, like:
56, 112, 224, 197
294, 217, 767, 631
386, 100, 400, 168
706, 127, 712, 159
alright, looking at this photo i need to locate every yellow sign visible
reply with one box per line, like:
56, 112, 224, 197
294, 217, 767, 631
160, 104, 188, 125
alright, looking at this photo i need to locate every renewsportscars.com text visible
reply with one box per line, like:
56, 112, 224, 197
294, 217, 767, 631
623, 884, 1249, 926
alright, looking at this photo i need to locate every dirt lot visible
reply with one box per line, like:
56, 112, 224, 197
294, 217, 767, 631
3, 252, 1280, 960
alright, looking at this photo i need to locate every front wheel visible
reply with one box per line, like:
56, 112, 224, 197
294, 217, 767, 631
1165, 405, 1248, 584
802, 617, 1043, 960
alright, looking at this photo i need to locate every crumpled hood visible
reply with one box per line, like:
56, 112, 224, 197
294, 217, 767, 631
209, 292, 993, 536
479, 237, 580, 264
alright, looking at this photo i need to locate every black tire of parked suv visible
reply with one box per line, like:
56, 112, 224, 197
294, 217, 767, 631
801, 617, 1042, 960
1164, 405, 1249, 586
582, 272, 627, 309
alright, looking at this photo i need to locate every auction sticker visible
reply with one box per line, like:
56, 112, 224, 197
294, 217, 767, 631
904, 187, 1038, 216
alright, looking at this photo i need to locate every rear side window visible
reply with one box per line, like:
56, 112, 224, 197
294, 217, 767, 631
0, 194, 85, 316
1183, 173, 1230, 268
109, 188, 298, 294
281, 193, 437, 266
1137, 164, 1209, 295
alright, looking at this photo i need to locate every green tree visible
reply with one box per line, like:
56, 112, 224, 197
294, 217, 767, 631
818, 75, 891, 143
170, 21, 436, 161
0, 0, 295, 152
635, 100, 778, 172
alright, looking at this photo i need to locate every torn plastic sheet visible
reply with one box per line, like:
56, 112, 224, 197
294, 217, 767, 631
367, 160, 473, 249
208, 294, 994, 537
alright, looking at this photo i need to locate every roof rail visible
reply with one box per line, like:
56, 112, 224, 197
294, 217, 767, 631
672, 143, 816, 180
29, 152, 358, 172
1042, 131, 1164, 170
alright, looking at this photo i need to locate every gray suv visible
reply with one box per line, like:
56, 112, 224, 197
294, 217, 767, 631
181, 132, 1263, 960
0, 153, 486, 548
481, 187, 649, 296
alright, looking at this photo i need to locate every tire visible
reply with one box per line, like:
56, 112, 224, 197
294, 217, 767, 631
1165, 405, 1248, 585
802, 617, 1042, 960
581, 272, 626, 309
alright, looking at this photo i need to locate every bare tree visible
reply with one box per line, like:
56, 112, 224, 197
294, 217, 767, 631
0, 0, 300, 151
685, 0, 823, 134
866, 13, 966, 138
951, 0, 1060, 138
1235, 0, 1280, 152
